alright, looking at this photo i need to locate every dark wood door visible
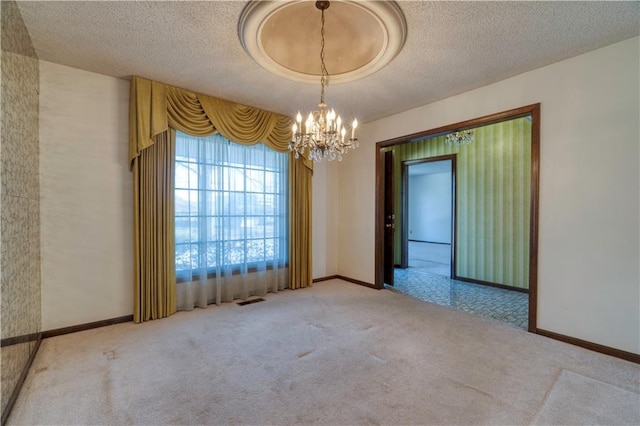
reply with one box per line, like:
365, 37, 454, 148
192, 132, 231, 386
384, 151, 395, 285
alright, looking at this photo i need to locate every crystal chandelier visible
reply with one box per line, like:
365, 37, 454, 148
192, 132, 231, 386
445, 130, 474, 147
289, 1, 358, 162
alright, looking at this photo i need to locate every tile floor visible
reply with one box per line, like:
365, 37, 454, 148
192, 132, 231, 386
390, 242, 529, 329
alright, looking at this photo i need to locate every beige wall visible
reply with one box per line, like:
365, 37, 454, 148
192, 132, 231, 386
337, 37, 640, 354
39, 61, 132, 330
312, 159, 339, 278
0, 0, 41, 415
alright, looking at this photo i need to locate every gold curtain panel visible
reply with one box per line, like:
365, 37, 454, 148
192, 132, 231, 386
132, 130, 177, 322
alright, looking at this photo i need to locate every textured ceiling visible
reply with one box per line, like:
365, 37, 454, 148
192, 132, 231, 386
16, 1, 640, 124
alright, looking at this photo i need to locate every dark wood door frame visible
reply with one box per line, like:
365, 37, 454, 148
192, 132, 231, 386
374, 103, 540, 332
383, 151, 395, 285
401, 155, 457, 277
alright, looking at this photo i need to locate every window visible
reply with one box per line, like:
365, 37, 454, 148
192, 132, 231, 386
175, 131, 288, 282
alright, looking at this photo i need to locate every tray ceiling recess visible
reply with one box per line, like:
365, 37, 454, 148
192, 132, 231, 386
238, 0, 407, 84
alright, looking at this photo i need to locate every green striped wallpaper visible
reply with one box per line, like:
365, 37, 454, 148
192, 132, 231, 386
386, 117, 531, 289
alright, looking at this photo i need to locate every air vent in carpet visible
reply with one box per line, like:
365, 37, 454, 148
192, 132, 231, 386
237, 298, 265, 306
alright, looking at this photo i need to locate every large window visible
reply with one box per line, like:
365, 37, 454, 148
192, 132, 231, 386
175, 131, 288, 282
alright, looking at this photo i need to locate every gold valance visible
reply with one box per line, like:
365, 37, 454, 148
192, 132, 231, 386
128, 76, 311, 169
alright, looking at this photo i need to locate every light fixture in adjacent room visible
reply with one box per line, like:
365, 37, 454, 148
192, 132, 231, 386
288, 1, 358, 162
445, 130, 474, 147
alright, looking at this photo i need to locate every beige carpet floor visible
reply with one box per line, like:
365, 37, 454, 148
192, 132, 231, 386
8, 280, 640, 425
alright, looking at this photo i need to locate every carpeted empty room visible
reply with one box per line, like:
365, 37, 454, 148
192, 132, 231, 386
8, 280, 640, 425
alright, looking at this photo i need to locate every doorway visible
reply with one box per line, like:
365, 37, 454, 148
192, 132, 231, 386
375, 104, 540, 331
403, 157, 455, 278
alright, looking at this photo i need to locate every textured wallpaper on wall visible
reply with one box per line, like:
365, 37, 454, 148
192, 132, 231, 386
0, 0, 41, 417
388, 117, 531, 289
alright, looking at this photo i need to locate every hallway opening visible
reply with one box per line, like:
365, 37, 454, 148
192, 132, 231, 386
375, 104, 540, 331
405, 158, 453, 277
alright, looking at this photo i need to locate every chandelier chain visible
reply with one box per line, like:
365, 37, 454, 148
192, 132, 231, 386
320, 7, 328, 106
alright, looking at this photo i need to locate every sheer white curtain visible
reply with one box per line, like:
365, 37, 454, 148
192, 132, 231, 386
174, 131, 289, 310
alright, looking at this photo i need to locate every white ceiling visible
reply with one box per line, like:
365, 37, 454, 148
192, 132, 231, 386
16, 1, 639, 124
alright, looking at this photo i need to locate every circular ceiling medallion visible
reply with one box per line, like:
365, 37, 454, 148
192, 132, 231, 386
238, 0, 407, 84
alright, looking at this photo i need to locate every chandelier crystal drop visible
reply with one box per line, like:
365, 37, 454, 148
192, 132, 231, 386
445, 130, 474, 147
289, 0, 358, 162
